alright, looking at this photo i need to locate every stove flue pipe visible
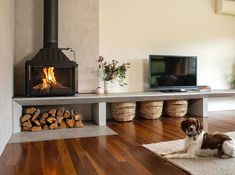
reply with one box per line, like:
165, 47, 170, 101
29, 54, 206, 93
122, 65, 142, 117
43, 0, 58, 48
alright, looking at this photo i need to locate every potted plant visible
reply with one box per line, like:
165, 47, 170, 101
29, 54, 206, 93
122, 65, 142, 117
231, 76, 235, 89
98, 56, 130, 93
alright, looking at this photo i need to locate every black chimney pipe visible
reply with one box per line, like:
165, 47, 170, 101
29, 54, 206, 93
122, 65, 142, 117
43, 0, 58, 48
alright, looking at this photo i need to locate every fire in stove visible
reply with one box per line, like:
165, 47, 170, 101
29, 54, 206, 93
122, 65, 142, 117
33, 67, 66, 91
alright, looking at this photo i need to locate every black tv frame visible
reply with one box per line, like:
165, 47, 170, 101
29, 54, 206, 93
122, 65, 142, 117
148, 55, 198, 92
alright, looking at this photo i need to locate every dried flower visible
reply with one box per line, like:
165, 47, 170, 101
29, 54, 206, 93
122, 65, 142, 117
98, 56, 131, 86
98, 56, 104, 62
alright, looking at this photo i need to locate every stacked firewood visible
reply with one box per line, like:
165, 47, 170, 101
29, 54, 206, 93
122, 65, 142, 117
21, 107, 84, 132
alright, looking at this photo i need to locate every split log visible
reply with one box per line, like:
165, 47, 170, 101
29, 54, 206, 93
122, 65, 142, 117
31, 109, 40, 121
22, 126, 31, 131
22, 120, 32, 128
31, 126, 42, 132
21, 114, 32, 123
60, 121, 68, 128
63, 110, 71, 119
74, 113, 81, 121
39, 118, 47, 125
70, 109, 75, 119
66, 119, 75, 128
33, 120, 41, 126
49, 108, 56, 117
21, 107, 85, 132
75, 120, 84, 128
57, 108, 64, 116
57, 116, 64, 124
50, 122, 58, 130
47, 116, 57, 124
24, 107, 37, 114
43, 124, 49, 130
41, 112, 49, 119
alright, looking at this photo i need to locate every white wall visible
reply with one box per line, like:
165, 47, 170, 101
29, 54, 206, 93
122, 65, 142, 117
0, 0, 15, 155
99, 0, 235, 110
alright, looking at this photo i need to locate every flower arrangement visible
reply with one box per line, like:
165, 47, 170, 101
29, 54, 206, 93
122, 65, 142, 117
98, 56, 130, 86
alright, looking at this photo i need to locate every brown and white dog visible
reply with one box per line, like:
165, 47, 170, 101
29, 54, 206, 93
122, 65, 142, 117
162, 118, 235, 159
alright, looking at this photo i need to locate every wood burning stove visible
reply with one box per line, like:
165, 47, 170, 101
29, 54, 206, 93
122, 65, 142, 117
25, 0, 78, 96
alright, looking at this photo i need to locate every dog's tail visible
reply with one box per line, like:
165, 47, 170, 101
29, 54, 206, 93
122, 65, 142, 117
223, 139, 235, 158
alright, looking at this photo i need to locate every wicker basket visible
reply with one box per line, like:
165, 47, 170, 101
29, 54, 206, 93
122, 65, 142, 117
140, 101, 163, 119
165, 100, 188, 117
111, 102, 136, 121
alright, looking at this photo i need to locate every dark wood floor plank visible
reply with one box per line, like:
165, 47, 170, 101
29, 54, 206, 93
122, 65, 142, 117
57, 140, 77, 175
1, 111, 235, 175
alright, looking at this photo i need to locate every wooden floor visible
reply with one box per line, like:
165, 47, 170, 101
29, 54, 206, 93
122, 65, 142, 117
1, 111, 235, 175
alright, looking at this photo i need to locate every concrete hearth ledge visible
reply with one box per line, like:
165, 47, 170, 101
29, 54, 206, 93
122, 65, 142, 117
13, 90, 235, 106
9, 124, 117, 143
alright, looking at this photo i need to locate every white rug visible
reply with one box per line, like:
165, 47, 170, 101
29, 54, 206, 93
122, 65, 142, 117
143, 132, 235, 175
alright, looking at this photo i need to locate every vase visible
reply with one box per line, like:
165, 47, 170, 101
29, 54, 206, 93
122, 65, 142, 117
104, 81, 112, 94
95, 87, 103, 94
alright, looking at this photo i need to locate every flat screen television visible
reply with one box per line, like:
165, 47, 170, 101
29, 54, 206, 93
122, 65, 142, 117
149, 55, 197, 91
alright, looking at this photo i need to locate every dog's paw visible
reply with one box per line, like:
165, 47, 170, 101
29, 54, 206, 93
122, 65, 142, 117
220, 154, 230, 159
160, 152, 170, 156
163, 155, 197, 159
163, 154, 174, 159
190, 156, 197, 159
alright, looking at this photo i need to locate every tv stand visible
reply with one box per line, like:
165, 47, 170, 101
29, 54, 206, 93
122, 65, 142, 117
160, 89, 187, 93
12, 90, 235, 133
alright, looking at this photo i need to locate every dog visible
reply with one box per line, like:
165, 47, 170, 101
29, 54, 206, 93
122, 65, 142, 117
162, 118, 235, 159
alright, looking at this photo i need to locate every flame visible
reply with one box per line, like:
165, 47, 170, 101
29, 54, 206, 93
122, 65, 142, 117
40, 67, 56, 90
43, 67, 57, 84
33, 67, 66, 91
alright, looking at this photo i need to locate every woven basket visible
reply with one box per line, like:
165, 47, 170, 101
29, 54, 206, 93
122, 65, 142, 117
165, 100, 188, 117
140, 101, 163, 119
111, 102, 136, 121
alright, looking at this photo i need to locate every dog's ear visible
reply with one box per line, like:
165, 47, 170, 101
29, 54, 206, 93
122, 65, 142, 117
181, 120, 187, 132
196, 119, 203, 133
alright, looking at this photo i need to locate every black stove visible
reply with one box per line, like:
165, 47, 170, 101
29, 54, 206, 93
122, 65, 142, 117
25, 0, 78, 97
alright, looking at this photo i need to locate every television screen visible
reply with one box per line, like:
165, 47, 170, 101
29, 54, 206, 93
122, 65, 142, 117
149, 55, 197, 90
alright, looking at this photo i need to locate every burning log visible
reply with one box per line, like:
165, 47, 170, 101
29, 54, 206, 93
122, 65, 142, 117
33, 82, 66, 90
32, 67, 67, 91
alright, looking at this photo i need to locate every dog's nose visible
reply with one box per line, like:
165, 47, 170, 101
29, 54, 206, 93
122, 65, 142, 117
189, 126, 193, 132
